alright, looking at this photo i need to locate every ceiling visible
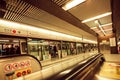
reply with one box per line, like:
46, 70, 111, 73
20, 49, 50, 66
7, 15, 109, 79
51, 0, 112, 36
0, 0, 114, 41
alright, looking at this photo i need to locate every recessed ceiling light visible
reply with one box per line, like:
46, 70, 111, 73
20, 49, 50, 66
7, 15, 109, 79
82, 12, 112, 23
62, 0, 86, 10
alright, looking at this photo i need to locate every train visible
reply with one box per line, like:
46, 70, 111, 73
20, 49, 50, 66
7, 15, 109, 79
0, 18, 98, 61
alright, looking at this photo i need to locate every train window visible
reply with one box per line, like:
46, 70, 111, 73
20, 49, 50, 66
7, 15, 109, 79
49, 41, 61, 58
28, 39, 51, 61
70, 42, 76, 54
21, 41, 27, 54
0, 38, 25, 56
40, 41, 50, 60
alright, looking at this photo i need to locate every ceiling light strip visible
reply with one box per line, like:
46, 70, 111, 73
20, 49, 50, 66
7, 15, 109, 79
62, 0, 86, 10
82, 12, 112, 23
91, 23, 112, 29
101, 23, 112, 27
104, 28, 112, 31
95, 20, 106, 36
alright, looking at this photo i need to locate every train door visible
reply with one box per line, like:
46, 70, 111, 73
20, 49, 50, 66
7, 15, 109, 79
49, 41, 60, 58
28, 39, 40, 60
69, 42, 76, 55
61, 42, 68, 57
67, 42, 71, 55
41, 42, 50, 60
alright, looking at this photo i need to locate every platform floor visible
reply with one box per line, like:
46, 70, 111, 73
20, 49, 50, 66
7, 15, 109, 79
93, 53, 120, 80
104, 53, 120, 62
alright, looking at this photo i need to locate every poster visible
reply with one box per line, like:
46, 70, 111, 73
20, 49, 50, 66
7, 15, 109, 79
109, 37, 116, 47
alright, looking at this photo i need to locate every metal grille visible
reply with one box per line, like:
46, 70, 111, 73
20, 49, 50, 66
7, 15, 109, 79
3, 0, 52, 26
51, 0, 70, 7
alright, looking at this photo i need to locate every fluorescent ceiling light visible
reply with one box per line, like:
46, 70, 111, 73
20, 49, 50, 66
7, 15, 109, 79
91, 23, 112, 29
91, 27, 97, 29
101, 23, 112, 27
62, 0, 86, 10
95, 20, 106, 36
82, 12, 112, 23
104, 29, 112, 31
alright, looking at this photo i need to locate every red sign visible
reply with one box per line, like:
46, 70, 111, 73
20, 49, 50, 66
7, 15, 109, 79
12, 29, 16, 33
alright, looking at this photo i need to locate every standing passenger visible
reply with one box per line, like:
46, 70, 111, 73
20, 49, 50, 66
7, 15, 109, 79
53, 45, 57, 57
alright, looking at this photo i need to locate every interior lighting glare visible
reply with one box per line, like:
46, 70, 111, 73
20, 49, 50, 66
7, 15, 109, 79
82, 12, 112, 23
62, 0, 86, 10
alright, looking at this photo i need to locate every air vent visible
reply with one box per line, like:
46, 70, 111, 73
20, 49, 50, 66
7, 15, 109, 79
51, 0, 70, 7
